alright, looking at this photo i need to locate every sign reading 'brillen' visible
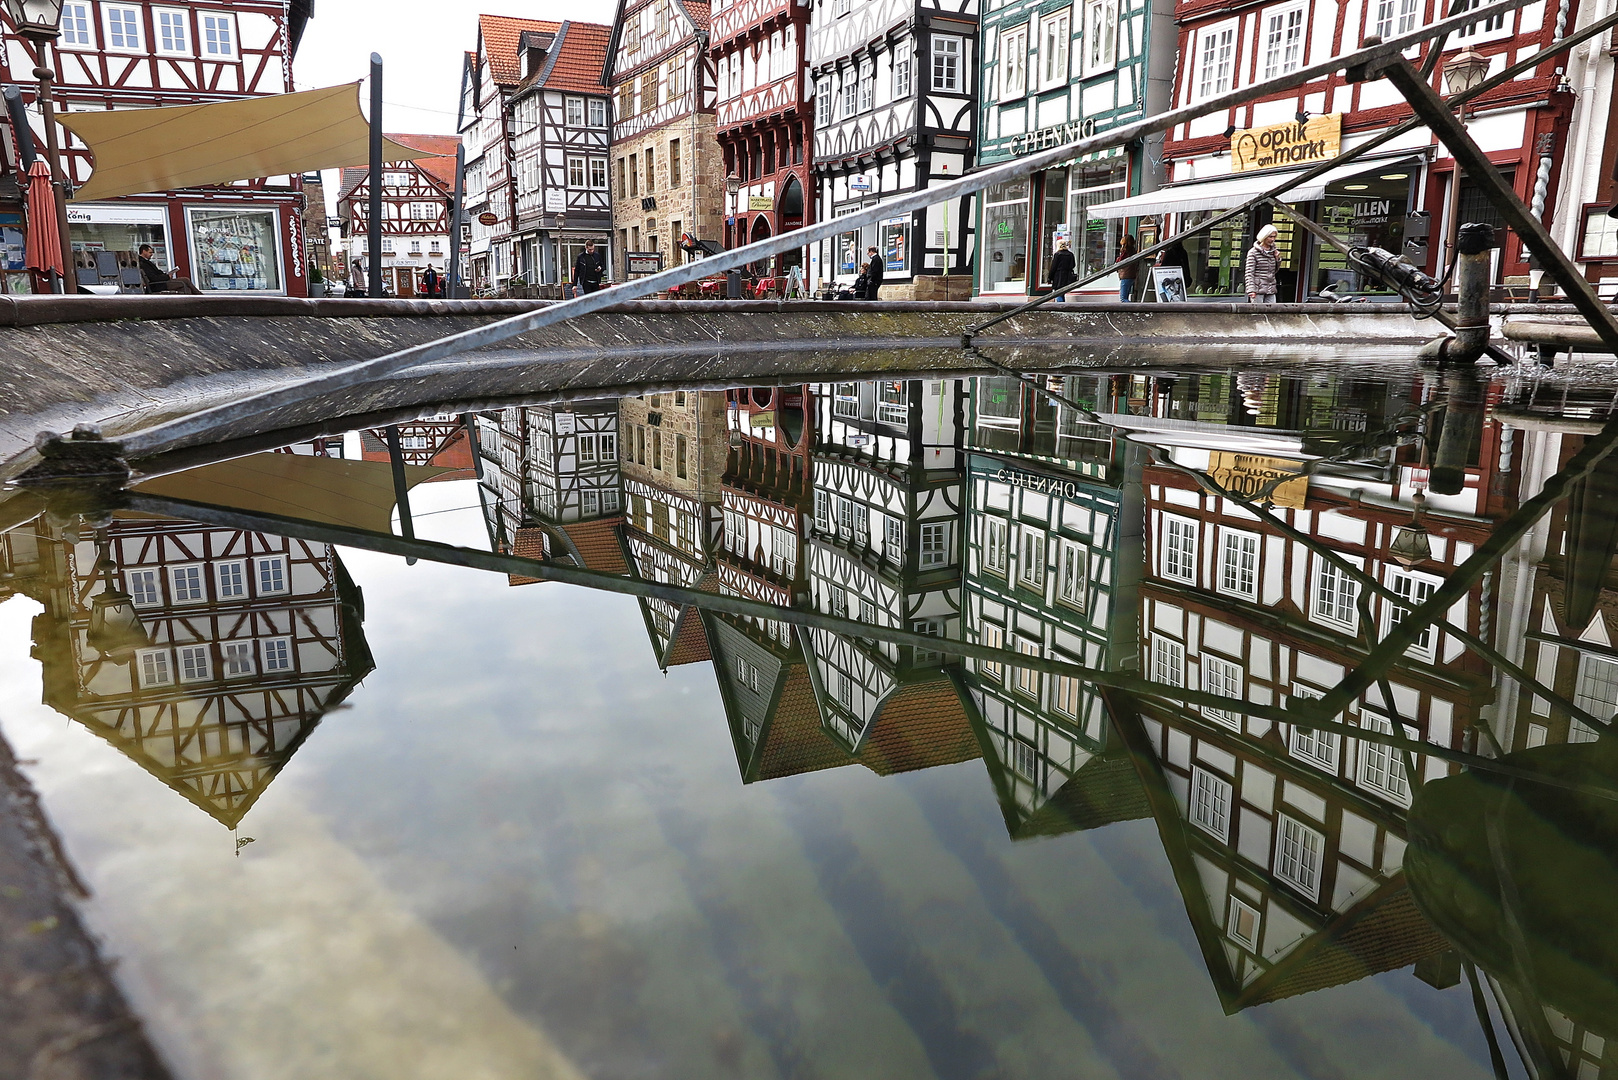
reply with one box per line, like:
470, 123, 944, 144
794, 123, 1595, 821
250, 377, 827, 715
1232, 114, 1342, 172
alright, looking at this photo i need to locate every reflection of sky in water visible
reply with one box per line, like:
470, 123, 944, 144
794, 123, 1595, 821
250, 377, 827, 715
0, 480, 1497, 1079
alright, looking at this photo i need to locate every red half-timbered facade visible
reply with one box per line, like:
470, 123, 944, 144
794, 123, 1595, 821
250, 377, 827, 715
1140, 0, 1576, 298
338, 134, 459, 297
710, 0, 813, 269
0, 0, 315, 295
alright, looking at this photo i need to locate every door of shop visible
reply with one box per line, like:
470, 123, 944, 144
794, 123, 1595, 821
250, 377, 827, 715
393, 267, 417, 297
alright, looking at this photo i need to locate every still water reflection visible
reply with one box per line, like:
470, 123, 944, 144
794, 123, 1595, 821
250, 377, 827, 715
4, 365, 1618, 1078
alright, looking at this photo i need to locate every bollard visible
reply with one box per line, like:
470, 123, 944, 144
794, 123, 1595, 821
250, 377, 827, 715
1449, 222, 1495, 362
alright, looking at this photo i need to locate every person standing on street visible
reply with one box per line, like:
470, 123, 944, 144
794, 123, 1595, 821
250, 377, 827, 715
422, 265, 441, 298
573, 240, 606, 294
861, 246, 884, 300
1246, 224, 1282, 303
1048, 238, 1077, 302
1116, 234, 1140, 302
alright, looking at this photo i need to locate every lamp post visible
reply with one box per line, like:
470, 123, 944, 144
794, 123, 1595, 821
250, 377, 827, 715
554, 210, 566, 294
85, 525, 150, 661
1389, 490, 1432, 568
725, 172, 740, 248
1440, 47, 1491, 273
3, 0, 74, 294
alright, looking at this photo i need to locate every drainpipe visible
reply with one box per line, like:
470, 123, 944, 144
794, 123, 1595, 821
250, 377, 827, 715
1449, 221, 1495, 363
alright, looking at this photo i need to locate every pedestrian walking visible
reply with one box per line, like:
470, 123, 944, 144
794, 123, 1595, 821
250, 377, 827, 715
1117, 234, 1139, 302
1048, 238, 1077, 302
422, 265, 441, 298
573, 240, 606, 294
860, 246, 884, 300
1246, 224, 1282, 304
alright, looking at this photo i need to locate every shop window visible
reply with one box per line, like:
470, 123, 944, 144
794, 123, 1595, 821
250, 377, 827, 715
188, 207, 282, 292
1068, 161, 1127, 281
998, 24, 1028, 100
982, 178, 1030, 293
1082, 0, 1117, 77
68, 216, 170, 284
1196, 21, 1236, 98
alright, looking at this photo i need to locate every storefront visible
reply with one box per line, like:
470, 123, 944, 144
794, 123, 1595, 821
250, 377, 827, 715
186, 205, 284, 292
977, 154, 1130, 298
66, 203, 171, 284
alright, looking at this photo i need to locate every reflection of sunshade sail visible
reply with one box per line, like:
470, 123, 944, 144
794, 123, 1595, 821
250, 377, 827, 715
58, 82, 433, 203
131, 452, 451, 535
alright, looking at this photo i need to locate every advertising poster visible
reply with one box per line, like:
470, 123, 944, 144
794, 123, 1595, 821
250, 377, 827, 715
1152, 265, 1188, 303
881, 219, 907, 273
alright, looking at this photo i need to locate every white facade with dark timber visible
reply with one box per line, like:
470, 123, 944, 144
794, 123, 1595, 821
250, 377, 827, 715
806, 0, 979, 293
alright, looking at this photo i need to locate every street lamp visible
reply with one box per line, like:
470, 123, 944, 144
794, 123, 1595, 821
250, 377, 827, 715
2, 0, 74, 294
725, 172, 740, 246
1443, 47, 1490, 97
1388, 490, 1432, 567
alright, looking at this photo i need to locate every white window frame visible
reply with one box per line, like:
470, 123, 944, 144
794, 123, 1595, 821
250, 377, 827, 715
566, 96, 586, 126
1161, 515, 1198, 584
200, 11, 237, 58
568, 156, 587, 188
1190, 767, 1232, 841
1383, 567, 1440, 659
59, 2, 94, 47
1574, 653, 1618, 734
931, 33, 963, 93
984, 517, 1009, 575
102, 4, 143, 52
1261, 3, 1307, 79
817, 77, 834, 125
999, 23, 1029, 101
1151, 634, 1185, 689
1083, 0, 1119, 76
1019, 528, 1047, 590
1369, 0, 1420, 41
1014, 636, 1041, 697
1312, 556, 1362, 632
1453, 0, 1511, 42
255, 555, 289, 597
137, 648, 172, 688
920, 522, 949, 568
1227, 896, 1261, 949
892, 40, 913, 98
1201, 654, 1243, 728
1274, 814, 1325, 899
1217, 527, 1260, 601
980, 621, 1005, 681
221, 640, 255, 678
1053, 672, 1081, 718
1057, 538, 1087, 611
589, 157, 609, 189
1290, 721, 1341, 772
126, 568, 162, 608
1358, 710, 1413, 804
1196, 20, 1237, 99
153, 7, 190, 55
215, 560, 248, 600
169, 563, 207, 605
176, 643, 212, 684
261, 636, 294, 673
1039, 10, 1071, 89
589, 98, 608, 127
858, 64, 875, 112
842, 79, 859, 119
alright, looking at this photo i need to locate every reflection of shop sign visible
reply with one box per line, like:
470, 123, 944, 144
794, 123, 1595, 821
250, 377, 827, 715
748, 196, 773, 211
1206, 452, 1309, 508
750, 410, 775, 428
994, 467, 1085, 501
1232, 114, 1342, 172
555, 413, 576, 435
1008, 118, 1098, 156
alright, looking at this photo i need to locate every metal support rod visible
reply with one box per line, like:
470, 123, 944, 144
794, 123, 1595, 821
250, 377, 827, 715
383, 424, 417, 565
962, 7, 1618, 341
99, 0, 1532, 461
368, 53, 383, 300
448, 141, 466, 300
99, 486, 1618, 801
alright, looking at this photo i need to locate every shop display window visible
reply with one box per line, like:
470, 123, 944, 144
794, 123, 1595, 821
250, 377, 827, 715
187, 207, 282, 292
982, 179, 1029, 293
1179, 209, 1248, 296
68, 222, 168, 283
1317, 171, 1409, 293
1068, 161, 1127, 281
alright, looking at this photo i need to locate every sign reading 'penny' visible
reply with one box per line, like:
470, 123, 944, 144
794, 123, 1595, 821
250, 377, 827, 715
1232, 113, 1342, 173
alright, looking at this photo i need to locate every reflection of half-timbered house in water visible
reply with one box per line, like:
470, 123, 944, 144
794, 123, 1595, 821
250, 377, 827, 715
719, 386, 812, 618
360, 417, 477, 479
1111, 368, 1514, 1009
12, 515, 371, 828
475, 404, 628, 579
803, 378, 971, 752
960, 374, 1149, 837
619, 391, 728, 666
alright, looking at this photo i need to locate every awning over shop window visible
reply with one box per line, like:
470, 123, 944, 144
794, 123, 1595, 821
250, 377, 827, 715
59, 83, 433, 203
1085, 156, 1421, 220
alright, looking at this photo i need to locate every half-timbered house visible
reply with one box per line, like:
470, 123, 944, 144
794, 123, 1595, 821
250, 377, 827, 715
359, 418, 477, 479
806, 0, 980, 295
337, 134, 459, 297
959, 374, 1148, 833
1086, 0, 1577, 297
1, 0, 316, 295
506, 20, 615, 286
462, 15, 543, 292
605, 0, 724, 275
973, 0, 1174, 298
18, 512, 371, 828
710, 0, 813, 272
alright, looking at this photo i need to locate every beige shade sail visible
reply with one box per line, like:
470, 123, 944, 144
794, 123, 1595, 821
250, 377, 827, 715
131, 451, 452, 536
58, 82, 433, 203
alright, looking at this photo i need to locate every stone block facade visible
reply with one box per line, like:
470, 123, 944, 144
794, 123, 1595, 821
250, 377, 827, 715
618, 389, 730, 501
611, 113, 726, 277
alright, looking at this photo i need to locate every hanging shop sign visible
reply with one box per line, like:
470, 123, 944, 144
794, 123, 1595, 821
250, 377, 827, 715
1232, 114, 1342, 172
849, 174, 872, 193
748, 196, 773, 211
1007, 118, 1099, 157
1206, 452, 1310, 508
478, 211, 499, 226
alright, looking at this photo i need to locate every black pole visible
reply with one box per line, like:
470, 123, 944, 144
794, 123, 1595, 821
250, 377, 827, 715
448, 142, 466, 299
3, 86, 36, 170
384, 424, 417, 565
368, 53, 383, 299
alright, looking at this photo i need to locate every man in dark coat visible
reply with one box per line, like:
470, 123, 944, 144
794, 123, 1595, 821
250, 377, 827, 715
422, 265, 441, 298
573, 240, 606, 294
861, 246, 884, 300
1048, 238, 1077, 301
137, 244, 199, 294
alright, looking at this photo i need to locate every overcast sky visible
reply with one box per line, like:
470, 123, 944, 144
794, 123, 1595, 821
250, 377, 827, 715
293, 1, 621, 138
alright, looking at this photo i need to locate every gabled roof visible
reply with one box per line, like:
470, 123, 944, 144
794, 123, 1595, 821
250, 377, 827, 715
336, 134, 460, 202
479, 14, 561, 87
537, 21, 612, 95
602, 0, 712, 84
857, 676, 981, 776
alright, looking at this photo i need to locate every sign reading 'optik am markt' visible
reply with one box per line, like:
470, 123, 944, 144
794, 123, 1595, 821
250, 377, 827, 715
1232, 113, 1343, 172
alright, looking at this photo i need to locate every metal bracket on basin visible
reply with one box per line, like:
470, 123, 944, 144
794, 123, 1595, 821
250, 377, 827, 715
13, 425, 130, 489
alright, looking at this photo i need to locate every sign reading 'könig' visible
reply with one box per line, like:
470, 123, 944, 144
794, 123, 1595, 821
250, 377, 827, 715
1232, 114, 1342, 173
